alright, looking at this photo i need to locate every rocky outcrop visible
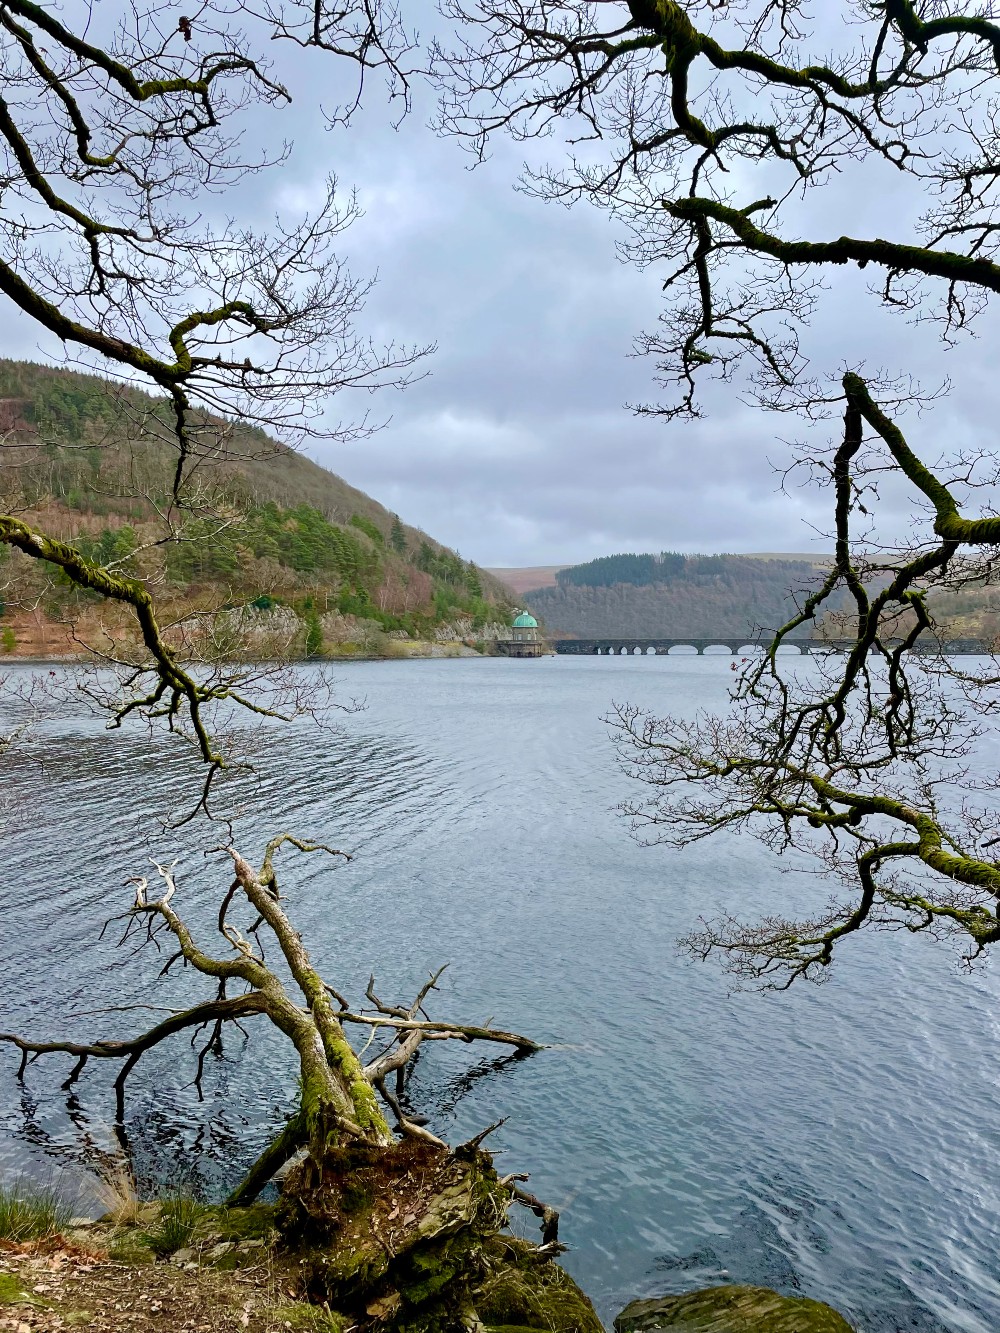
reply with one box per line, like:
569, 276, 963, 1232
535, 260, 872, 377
615, 1285, 854, 1333
434, 619, 509, 643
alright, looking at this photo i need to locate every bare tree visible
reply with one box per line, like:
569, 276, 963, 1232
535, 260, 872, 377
434, 1, 1000, 984
0, 17, 587, 1328
0, 834, 561, 1321
0, 0, 429, 793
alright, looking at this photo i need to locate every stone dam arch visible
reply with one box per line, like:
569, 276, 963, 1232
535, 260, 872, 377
554, 637, 987, 657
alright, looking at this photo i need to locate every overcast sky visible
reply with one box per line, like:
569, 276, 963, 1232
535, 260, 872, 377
6, 9, 1000, 569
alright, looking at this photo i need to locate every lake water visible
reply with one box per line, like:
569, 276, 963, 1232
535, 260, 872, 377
2, 654, 999, 1332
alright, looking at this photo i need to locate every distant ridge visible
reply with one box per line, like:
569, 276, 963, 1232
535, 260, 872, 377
520, 551, 829, 639
738, 551, 833, 565
489, 552, 832, 598
494, 550, 1000, 644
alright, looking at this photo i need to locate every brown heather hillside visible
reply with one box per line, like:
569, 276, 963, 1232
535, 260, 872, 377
485, 565, 568, 594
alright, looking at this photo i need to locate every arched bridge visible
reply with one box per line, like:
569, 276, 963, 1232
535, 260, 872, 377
553, 637, 990, 656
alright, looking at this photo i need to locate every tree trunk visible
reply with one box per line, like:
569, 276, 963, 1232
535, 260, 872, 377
2, 840, 555, 1332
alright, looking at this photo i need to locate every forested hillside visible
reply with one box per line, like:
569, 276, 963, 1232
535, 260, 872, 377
0, 361, 512, 657
525, 553, 826, 638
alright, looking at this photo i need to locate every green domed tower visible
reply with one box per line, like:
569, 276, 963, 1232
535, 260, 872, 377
500, 609, 543, 657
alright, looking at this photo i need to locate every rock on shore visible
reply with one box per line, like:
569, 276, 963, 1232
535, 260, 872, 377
615, 1284, 855, 1333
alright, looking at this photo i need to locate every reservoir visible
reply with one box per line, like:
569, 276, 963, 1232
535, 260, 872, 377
1, 654, 998, 1332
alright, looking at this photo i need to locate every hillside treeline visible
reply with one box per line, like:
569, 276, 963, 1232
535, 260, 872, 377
527, 554, 823, 638
555, 551, 687, 588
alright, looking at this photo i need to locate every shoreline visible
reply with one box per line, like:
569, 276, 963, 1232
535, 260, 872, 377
0, 650, 511, 667
0, 643, 557, 668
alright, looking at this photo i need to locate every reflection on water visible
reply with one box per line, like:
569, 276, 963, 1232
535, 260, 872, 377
2, 655, 1000, 1332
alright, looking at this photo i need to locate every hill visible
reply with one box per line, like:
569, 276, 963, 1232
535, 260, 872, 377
0, 361, 514, 657
523, 552, 828, 639
485, 565, 569, 594
521, 548, 1000, 645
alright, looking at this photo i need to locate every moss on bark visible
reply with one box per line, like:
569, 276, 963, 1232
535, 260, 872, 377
476, 1236, 603, 1333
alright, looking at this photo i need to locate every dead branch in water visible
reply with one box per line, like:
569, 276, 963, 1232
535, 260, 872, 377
0, 834, 542, 1202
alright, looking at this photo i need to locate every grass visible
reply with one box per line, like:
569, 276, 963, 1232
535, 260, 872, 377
267, 1301, 346, 1331
0, 1272, 27, 1304
0, 1177, 74, 1242
210, 1202, 277, 1242
109, 1229, 156, 1264
141, 1191, 202, 1257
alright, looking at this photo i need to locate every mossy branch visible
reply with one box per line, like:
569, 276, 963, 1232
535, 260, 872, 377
4, 0, 282, 104
0, 512, 231, 784
665, 198, 1000, 295
846, 373, 1000, 543
0, 993, 268, 1087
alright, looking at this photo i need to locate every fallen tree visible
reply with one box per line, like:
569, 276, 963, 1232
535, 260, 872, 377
0, 833, 586, 1331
